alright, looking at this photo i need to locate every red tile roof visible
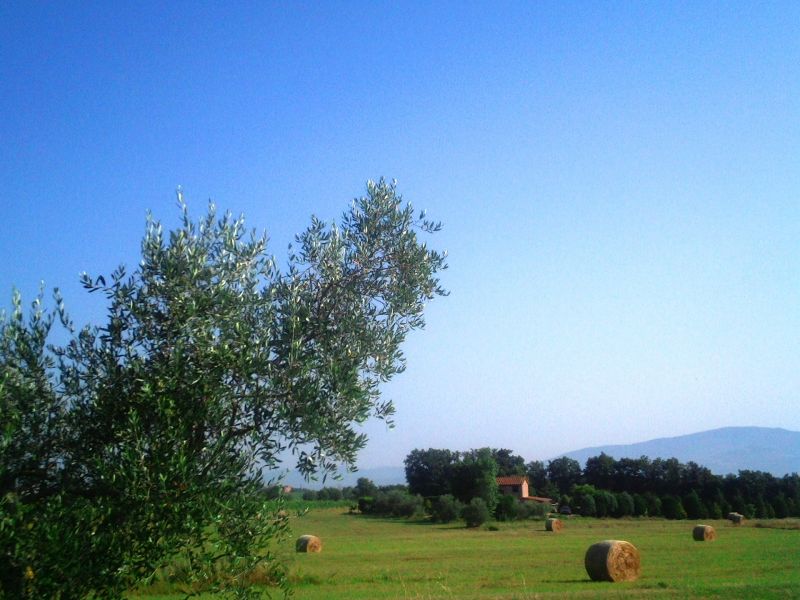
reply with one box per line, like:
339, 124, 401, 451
523, 496, 554, 503
496, 475, 528, 485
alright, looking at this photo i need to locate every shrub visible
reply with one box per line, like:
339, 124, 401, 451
317, 487, 343, 501
368, 490, 424, 517
430, 494, 463, 523
494, 494, 519, 521
594, 490, 617, 518
358, 496, 375, 514
391, 492, 424, 517
518, 501, 549, 520
614, 492, 635, 517
576, 493, 596, 517
461, 498, 490, 528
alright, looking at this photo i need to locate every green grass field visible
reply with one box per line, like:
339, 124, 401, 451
132, 509, 800, 599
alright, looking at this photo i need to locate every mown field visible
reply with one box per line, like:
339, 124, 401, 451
132, 508, 800, 599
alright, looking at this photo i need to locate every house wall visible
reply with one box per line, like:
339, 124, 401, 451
498, 480, 529, 499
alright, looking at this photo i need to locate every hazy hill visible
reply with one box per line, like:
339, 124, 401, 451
272, 465, 406, 490
556, 426, 800, 476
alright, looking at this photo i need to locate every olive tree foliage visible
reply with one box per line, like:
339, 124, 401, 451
0, 179, 447, 599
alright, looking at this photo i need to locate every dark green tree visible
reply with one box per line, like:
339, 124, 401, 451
771, 493, 789, 519
354, 477, 378, 499
584, 453, 615, 490
525, 460, 548, 493
682, 490, 707, 520
546, 456, 582, 494
631, 493, 648, 517
643, 492, 662, 517
404, 448, 460, 497
450, 448, 499, 512
661, 495, 687, 520
491, 449, 526, 476
613, 456, 651, 493
0, 180, 446, 599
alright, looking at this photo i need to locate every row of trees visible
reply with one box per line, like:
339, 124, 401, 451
553, 454, 800, 519
405, 448, 800, 520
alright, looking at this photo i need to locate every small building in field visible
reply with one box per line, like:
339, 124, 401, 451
496, 475, 554, 506
497, 475, 529, 499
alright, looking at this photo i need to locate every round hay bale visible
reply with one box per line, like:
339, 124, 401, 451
584, 540, 641, 582
295, 534, 322, 553
545, 518, 563, 532
727, 512, 743, 525
692, 524, 716, 541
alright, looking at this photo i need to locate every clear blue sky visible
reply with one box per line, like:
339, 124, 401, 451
2, 3, 798, 470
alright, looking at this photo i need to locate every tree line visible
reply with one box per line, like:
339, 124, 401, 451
404, 447, 800, 520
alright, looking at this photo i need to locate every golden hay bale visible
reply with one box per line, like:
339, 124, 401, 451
584, 540, 641, 582
545, 518, 563, 532
692, 524, 716, 541
727, 512, 744, 525
295, 534, 322, 553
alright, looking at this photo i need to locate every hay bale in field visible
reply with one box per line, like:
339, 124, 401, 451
692, 524, 716, 541
545, 518, 563, 532
584, 540, 641, 582
295, 534, 322, 553
727, 512, 744, 525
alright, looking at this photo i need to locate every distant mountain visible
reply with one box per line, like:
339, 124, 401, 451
270, 465, 406, 490
555, 426, 800, 476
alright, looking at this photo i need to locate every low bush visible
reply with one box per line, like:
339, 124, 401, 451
358, 496, 375, 514
430, 494, 463, 523
317, 487, 343, 501
494, 494, 519, 521
362, 490, 424, 518
461, 498, 490, 528
517, 501, 549, 520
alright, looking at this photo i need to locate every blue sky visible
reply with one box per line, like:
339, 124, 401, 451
2, 3, 798, 470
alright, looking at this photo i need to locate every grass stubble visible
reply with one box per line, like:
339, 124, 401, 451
130, 509, 800, 599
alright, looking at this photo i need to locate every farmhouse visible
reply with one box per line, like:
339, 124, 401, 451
496, 475, 554, 505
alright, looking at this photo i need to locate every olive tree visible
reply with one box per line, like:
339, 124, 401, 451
0, 179, 446, 598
